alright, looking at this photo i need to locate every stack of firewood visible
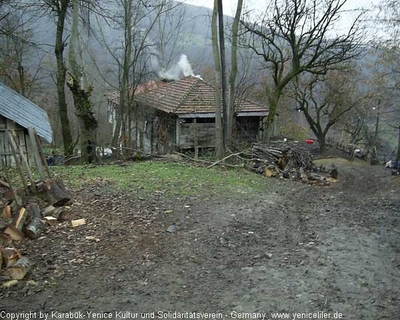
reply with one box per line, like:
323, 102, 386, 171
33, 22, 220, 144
243, 142, 335, 185
0, 177, 71, 282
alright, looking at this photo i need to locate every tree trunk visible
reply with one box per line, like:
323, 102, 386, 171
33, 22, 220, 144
212, 0, 224, 158
264, 91, 280, 143
67, 0, 97, 163
217, 0, 228, 148
317, 134, 327, 154
55, 0, 73, 157
112, 0, 133, 152
228, 0, 243, 145
67, 75, 97, 163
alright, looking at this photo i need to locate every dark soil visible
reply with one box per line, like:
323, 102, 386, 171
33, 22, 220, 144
1, 159, 399, 320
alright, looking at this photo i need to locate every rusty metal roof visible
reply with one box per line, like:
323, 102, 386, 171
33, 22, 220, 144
108, 76, 268, 116
0, 82, 53, 143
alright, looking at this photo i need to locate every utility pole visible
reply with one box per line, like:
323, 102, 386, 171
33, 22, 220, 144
370, 101, 380, 165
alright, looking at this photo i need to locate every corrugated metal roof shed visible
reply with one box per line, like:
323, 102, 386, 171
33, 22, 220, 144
0, 82, 53, 143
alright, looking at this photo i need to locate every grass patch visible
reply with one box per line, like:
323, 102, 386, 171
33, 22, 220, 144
50, 161, 269, 197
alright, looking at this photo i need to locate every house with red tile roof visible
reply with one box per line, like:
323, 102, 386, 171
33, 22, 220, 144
107, 76, 268, 154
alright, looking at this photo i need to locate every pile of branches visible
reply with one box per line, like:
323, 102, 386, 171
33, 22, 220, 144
240, 142, 334, 184
243, 142, 313, 172
173, 141, 336, 185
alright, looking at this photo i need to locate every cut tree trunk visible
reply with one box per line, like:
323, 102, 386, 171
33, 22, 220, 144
24, 218, 45, 239
26, 203, 41, 220
45, 179, 70, 206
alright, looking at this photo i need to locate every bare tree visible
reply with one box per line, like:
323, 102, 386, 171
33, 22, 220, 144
96, 0, 177, 151
293, 69, 364, 153
0, 6, 42, 98
241, 0, 364, 142
50, 0, 74, 156
66, 0, 97, 163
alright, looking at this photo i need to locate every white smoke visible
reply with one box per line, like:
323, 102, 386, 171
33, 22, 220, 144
177, 54, 194, 77
158, 54, 195, 80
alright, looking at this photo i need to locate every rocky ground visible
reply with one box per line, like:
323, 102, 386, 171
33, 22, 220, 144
1, 159, 399, 320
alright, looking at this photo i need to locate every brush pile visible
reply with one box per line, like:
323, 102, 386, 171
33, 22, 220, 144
242, 141, 335, 185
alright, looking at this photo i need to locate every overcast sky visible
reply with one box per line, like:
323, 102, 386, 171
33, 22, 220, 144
178, 0, 379, 16
177, 0, 380, 25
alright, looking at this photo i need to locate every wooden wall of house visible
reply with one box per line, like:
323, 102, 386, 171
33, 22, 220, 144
0, 115, 31, 167
131, 108, 262, 154
178, 118, 216, 149
132, 106, 177, 155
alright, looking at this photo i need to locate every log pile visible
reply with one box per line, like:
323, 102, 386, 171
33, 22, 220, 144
243, 141, 336, 185
0, 128, 73, 283
0, 177, 72, 281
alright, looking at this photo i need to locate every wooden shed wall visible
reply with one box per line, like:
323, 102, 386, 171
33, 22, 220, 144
178, 119, 216, 149
0, 115, 31, 166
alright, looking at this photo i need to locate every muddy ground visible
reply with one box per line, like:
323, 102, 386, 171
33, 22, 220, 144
1, 159, 399, 320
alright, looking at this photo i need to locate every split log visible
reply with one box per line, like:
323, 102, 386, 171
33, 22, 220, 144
41, 205, 56, 217
1, 247, 21, 267
71, 218, 86, 227
0, 233, 12, 246
1, 225, 24, 241
2, 205, 12, 219
24, 218, 45, 239
43, 216, 58, 226
12, 207, 27, 230
7, 257, 30, 280
53, 207, 71, 221
45, 179, 70, 206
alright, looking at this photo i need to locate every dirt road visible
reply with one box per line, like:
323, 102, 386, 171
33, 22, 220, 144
1, 160, 399, 320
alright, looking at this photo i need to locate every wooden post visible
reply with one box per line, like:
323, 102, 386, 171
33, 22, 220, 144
34, 129, 51, 178
28, 127, 46, 180
10, 131, 37, 193
194, 118, 199, 159
6, 130, 29, 194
